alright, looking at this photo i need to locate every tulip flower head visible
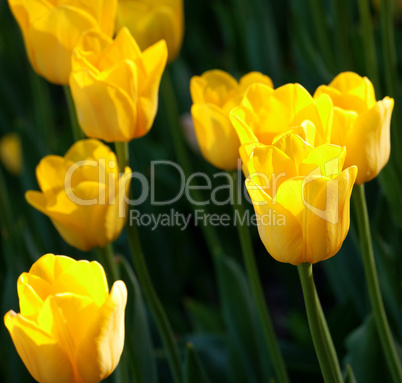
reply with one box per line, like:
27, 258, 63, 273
190, 70, 273, 170
245, 134, 357, 265
4, 253, 127, 383
315, 72, 394, 184
70, 28, 168, 142
8, 0, 117, 84
26, 139, 131, 251
116, 0, 184, 62
230, 82, 333, 149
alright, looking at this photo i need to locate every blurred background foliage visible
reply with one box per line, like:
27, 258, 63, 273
0, 0, 401, 382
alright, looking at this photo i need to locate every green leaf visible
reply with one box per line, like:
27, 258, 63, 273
216, 255, 269, 383
345, 315, 392, 383
119, 256, 157, 383
344, 364, 357, 383
184, 343, 212, 383
184, 299, 224, 334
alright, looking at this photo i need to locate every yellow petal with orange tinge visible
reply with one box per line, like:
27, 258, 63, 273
246, 179, 303, 265
76, 281, 127, 382
4, 311, 75, 383
345, 97, 393, 185
191, 103, 240, 170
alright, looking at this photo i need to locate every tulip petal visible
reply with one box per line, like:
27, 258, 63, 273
292, 94, 333, 145
303, 166, 357, 262
4, 310, 74, 383
29, 5, 99, 84
35, 155, 69, 198
18, 273, 51, 318
37, 293, 99, 357
239, 72, 274, 92
273, 120, 317, 147
315, 72, 376, 113
55, 260, 109, 305
345, 98, 393, 184
272, 134, 314, 171
98, 27, 143, 71
230, 108, 259, 146
76, 281, 127, 382
246, 179, 303, 265
28, 254, 75, 283
191, 103, 240, 170
136, 39, 167, 138
70, 67, 137, 142
299, 144, 346, 178
247, 145, 298, 198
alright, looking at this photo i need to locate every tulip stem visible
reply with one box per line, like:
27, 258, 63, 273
298, 263, 343, 383
63, 86, 85, 142
97, 243, 119, 283
115, 142, 130, 172
160, 69, 225, 261
353, 184, 402, 383
229, 171, 290, 383
127, 216, 183, 383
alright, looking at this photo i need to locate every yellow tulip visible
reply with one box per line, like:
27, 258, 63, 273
25, 139, 131, 251
4, 253, 127, 383
70, 28, 167, 142
116, 0, 184, 62
245, 134, 357, 265
315, 72, 394, 184
230, 82, 335, 148
0, 132, 23, 176
190, 70, 273, 170
8, 0, 117, 85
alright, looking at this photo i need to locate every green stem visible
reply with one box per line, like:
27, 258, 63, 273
126, 219, 183, 383
357, 0, 381, 92
353, 184, 402, 383
97, 243, 119, 283
115, 142, 130, 172
63, 86, 85, 142
230, 171, 290, 383
160, 69, 224, 261
298, 263, 343, 383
